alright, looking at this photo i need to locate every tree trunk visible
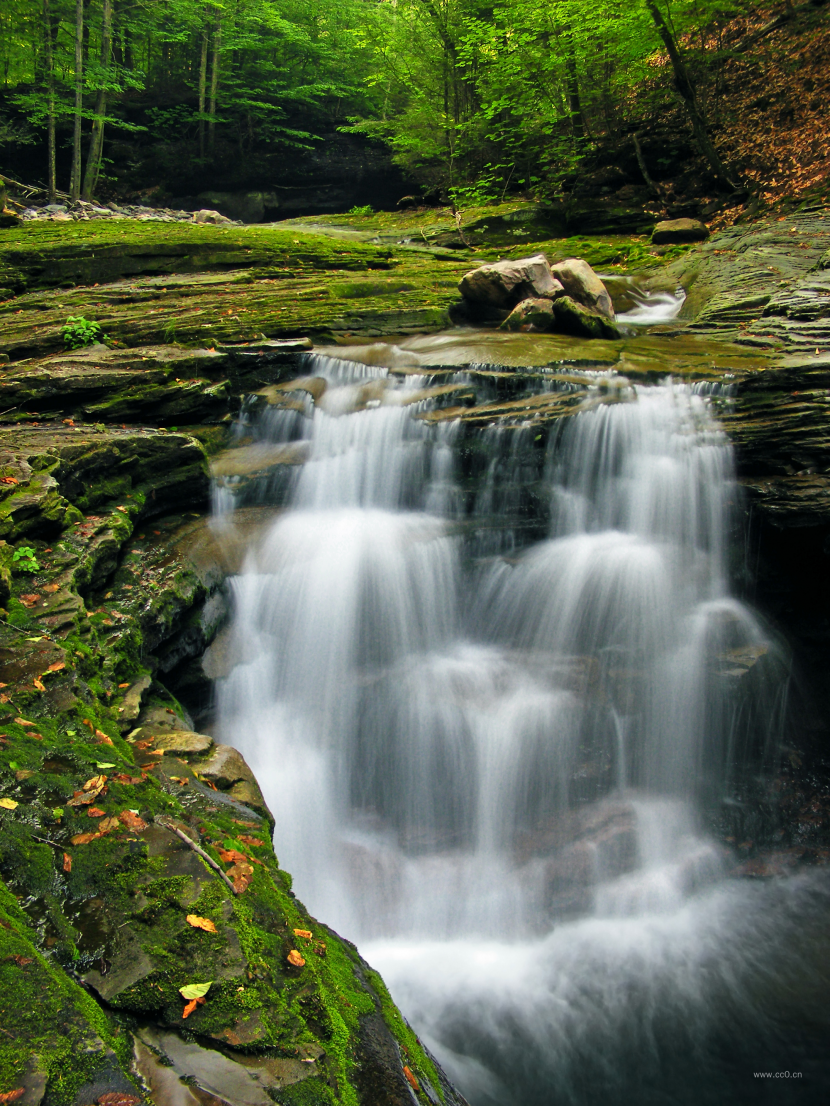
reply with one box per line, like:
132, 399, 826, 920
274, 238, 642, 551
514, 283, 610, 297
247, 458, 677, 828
642, 0, 740, 191
42, 0, 57, 201
208, 17, 222, 153
564, 48, 584, 142
198, 25, 208, 159
70, 0, 84, 200
82, 0, 114, 201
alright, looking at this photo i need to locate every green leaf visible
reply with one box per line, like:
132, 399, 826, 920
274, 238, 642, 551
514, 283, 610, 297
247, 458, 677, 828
179, 982, 213, 1000
96, 762, 117, 769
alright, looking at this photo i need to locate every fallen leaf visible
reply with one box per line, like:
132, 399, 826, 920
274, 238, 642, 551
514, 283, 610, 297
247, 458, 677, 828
46, 660, 65, 670
43, 584, 60, 594
238, 835, 264, 847
179, 981, 212, 1000
98, 816, 121, 833
83, 775, 108, 791
170, 776, 188, 786
134, 738, 155, 750
0, 476, 19, 485
118, 809, 148, 831
96, 762, 116, 769
218, 848, 248, 864
0, 684, 7, 690
0, 798, 18, 810
0, 1088, 25, 1103
287, 949, 305, 968
186, 915, 218, 933
293, 929, 312, 939
19, 595, 40, 607
14, 718, 35, 727
182, 996, 205, 1018
0, 695, 9, 704
111, 773, 142, 785
67, 787, 103, 806
70, 832, 102, 844
403, 1066, 420, 1092
97, 1094, 142, 1106
118, 682, 130, 688
94, 730, 114, 746
33, 678, 46, 692
63, 852, 72, 872
87, 807, 107, 818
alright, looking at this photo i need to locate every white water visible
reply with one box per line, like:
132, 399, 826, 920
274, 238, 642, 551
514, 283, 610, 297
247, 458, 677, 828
216, 354, 828, 1103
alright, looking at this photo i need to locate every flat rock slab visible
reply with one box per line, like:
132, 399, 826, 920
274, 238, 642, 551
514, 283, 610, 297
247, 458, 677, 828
652, 218, 710, 244
152, 730, 214, 755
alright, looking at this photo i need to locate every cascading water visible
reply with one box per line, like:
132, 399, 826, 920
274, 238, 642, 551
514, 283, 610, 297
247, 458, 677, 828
215, 352, 829, 1104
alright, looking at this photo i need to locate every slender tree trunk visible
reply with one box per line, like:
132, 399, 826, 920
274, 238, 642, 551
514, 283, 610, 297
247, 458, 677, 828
42, 0, 57, 201
198, 25, 208, 159
70, 0, 84, 200
208, 17, 222, 153
633, 132, 662, 196
82, 0, 114, 201
642, 0, 740, 190
564, 48, 584, 142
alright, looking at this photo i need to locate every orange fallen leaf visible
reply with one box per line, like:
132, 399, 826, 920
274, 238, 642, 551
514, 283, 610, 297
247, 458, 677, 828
43, 584, 60, 594
218, 848, 248, 865
0, 695, 10, 704
33, 678, 46, 692
186, 915, 218, 933
94, 729, 114, 745
14, 718, 35, 726
112, 773, 142, 785
83, 775, 108, 791
0, 477, 19, 486
403, 1066, 420, 1092
87, 806, 106, 818
293, 929, 312, 939
47, 660, 65, 670
118, 682, 130, 688
19, 595, 40, 607
287, 949, 305, 968
67, 787, 104, 806
70, 832, 102, 845
134, 738, 155, 750
238, 835, 264, 847
118, 809, 148, 832
182, 995, 206, 1019
0, 1088, 25, 1102
63, 852, 72, 872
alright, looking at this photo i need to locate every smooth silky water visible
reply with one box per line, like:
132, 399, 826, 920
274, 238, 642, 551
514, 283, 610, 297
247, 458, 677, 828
214, 324, 830, 1104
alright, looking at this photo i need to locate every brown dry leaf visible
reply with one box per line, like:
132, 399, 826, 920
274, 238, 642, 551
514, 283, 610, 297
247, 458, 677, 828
118, 809, 148, 832
62, 852, 72, 873
94, 730, 114, 746
218, 848, 248, 865
67, 787, 104, 807
170, 776, 189, 786
287, 949, 305, 968
97, 1094, 142, 1106
186, 915, 218, 934
87, 806, 106, 818
0, 684, 7, 690
112, 773, 142, 785
19, 594, 40, 608
0, 1089, 25, 1103
403, 1066, 420, 1092
182, 995, 206, 1019
231, 873, 252, 894
293, 928, 312, 939
14, 718, 35, 727
83, 775, 108, 791
238, 835, 264, 848
134, 738, 155, 750
10, 956, 32, 967
32, 678, 46, 692
0, 477, 19, 486
98, 816, 122, 833
0, 694, 10, 704
70, 832, 102, 845
43, 584, 60, 594
46, 660, 65, 670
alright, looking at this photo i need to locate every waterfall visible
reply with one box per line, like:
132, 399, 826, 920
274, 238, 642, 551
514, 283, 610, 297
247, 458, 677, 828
216, 354, 828, 1104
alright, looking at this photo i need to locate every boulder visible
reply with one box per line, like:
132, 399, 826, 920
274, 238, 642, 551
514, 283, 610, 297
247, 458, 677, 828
552, 296, 621, 340
191, 208, 233, 225
549, 258, 615, 320
500, 297, 556, 332
459, 254, 564, 308
651, 217, 710, 245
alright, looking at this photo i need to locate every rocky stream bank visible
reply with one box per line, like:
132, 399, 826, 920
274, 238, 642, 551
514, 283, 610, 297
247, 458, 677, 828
1, 202, 830, 1103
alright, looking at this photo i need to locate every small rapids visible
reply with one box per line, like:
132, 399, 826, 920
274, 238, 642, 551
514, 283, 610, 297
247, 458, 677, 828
215, 346, 830, 1104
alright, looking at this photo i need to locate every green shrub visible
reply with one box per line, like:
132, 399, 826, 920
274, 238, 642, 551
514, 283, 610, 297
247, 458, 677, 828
61, 315, 108, 349
12, 546, 39, 573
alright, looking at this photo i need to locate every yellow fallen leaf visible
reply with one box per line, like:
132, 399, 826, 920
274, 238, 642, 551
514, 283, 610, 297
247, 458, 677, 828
179, 981, 212, 1000
293, 929, 312, 939
83, 774, 107, 791
186, 915, 218, 934
0, 798, 18, 810
33, 678, 46, 692
287, 949, 305, 967
14, 718, 35, 727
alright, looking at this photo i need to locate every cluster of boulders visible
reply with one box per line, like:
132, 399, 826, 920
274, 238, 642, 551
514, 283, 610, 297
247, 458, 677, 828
458, 253, 620, 339
15, 199, 240, 225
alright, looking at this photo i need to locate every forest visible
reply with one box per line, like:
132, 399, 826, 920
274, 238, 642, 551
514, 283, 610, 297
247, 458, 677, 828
0, 0, 828, 215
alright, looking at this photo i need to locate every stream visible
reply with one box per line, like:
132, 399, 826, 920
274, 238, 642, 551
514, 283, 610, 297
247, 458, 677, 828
211, 318, 830, 1104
